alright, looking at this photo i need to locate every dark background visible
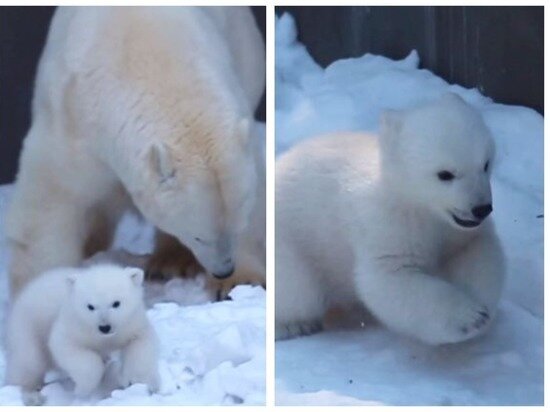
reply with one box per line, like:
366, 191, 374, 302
0, 7, 544, 185
0, 6, 266, 185
277, 6, 543, 112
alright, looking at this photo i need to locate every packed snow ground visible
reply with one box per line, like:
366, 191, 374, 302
0, 179, 265, 404
275, 13, 543, 406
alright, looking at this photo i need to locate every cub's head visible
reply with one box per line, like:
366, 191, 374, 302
380, 93, 495, 230
67, 265, 145, 337
132, 119, 258, 279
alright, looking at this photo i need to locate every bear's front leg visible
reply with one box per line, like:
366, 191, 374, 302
49, 330, 105, 397
146, 230, 202, 280
354, 259, 492, 345
120, 327, 160, 393
7, 200, 87, 297
444, 225, 506, 320
208, 256, 266, 301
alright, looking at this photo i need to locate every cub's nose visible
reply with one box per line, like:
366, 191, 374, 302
472, 204, 493, 220
98, 324, 111, 334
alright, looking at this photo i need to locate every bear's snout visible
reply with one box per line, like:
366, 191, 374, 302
471, 204, 493, 220
98, 324, 112, 334
212, 264, 235, 279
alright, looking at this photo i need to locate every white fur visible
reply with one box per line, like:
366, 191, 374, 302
275, 93, 506, 345
6, 6, 265, 295
5, 264, 159, 402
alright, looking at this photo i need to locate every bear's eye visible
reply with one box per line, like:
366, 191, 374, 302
437, 170, 455, 181
87, 304, 95, 311
112, 301, 120, 308
484, 161, 489, 172
194, 237, 211, 245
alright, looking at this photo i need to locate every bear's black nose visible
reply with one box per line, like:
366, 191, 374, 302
472, 204, 493, 220
212, 265, 235, 279
99, 324, 111, 334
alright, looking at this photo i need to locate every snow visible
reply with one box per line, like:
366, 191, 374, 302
275, 13, 543, 406
0, 169, 265, 404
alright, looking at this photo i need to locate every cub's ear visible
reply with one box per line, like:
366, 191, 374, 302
380, 109, 403, 138
148, 143, 175, 185
126, 267, 144, 286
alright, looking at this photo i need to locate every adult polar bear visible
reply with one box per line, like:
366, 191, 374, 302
275, 94, 505, 345
6, 7, 266, 296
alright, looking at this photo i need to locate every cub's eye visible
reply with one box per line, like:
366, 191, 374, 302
437, 170, 455, 181
87, 304, 95, 311
112, 301, 120, 308
484, 161, 489, 172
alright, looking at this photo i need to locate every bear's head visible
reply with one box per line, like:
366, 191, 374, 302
131, 118, 257, 279
67, 265, 145, 337
380, 93, 495, 230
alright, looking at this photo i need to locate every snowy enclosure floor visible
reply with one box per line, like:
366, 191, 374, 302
0, 185, 265, 405
275, 13, 543, 406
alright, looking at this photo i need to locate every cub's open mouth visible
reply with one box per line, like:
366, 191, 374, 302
452, 214, 481, 228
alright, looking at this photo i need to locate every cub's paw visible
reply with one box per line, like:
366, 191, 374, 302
460, 306, 491, 335
457, 305, 490, 336
22, 391, 45, 406
276, 320, 322, 341
208, 270, 266, 301
73, 379, 100, 398
119, 366, 160, 394
441, 299, 492, 344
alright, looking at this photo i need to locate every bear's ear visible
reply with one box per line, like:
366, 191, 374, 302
126, 267, 144, 286
380, 109, 403, 138
148, 143, 176, 185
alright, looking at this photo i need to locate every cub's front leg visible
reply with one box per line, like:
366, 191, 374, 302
444, 224, 506, 321
354, 257, 492, 345
119, 326, 160, 393
49, 330, 105, 398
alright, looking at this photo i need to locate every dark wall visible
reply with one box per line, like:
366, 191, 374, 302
251, 6, 266, 122
0, 6, 266, 185
276, 6, 543, 114
0, 6, 55, 185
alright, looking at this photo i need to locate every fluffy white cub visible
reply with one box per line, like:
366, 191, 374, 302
5, 264, 159, 404
275, 93, 505, 345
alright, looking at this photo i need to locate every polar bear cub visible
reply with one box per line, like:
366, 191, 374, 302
5, 264, 159, 402
275, 93, 505, 345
